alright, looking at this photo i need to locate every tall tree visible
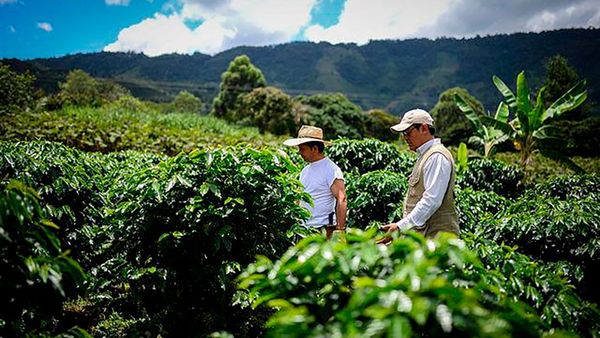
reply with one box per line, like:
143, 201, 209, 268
212, 55, 266, 122
430, 87, 484, 145
170, 90, 204, 114
542, 55, 590, 120
294, 93, 366, 139
0, 63, 35, 114
238, 86, 296, 135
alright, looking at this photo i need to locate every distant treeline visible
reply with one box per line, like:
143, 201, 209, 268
3, 28, 600, 114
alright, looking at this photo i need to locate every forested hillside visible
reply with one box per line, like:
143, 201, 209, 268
3, 28, 600, 114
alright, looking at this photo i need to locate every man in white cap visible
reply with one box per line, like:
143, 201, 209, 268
284, 125, 347, 239
379, 109, 459, 242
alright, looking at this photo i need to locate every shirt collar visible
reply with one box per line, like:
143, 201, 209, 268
416, 138, 441, 157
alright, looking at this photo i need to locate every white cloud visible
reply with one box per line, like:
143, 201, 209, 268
106, 0, 131, 5
104, 0, 600, 56
8, 25, 16, 33
105, 0, 316, 56
304, 0, 453, 44
0, 0, 17, 4
304, 0, 600, 44
105, 13, 196, 56
420, 0, 600, 38
37, 22, 53, 32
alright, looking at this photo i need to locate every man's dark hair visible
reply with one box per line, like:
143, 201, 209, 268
415, 123, 436, 136
305, 141, 324, 153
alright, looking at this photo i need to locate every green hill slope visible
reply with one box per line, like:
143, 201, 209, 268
4, 28, 599, 115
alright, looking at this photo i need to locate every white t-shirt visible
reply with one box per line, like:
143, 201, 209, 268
300, 157, 344, 227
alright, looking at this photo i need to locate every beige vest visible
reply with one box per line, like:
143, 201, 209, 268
404, 143, 459, 237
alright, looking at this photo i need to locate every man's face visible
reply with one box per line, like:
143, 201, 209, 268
402, 124, 429, 151
298, 143, 318, 162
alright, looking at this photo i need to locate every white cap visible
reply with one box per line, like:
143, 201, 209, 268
390, 109, 434, 132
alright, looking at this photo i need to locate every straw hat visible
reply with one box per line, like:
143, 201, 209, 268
283, 125, 331, 146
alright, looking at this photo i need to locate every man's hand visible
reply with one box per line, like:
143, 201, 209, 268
380, 222, 399, 232
376, 222, 399, 245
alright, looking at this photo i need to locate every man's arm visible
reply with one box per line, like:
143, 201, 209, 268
330, 178, 347, 230
379, 154, 451, 238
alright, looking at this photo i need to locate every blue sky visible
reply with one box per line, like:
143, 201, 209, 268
1, 0, 599, 60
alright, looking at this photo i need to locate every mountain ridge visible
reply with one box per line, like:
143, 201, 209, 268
3, 28, 599, 115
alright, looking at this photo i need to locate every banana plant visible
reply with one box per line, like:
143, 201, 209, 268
490, 71, 587, 172
454, 94, 509, 158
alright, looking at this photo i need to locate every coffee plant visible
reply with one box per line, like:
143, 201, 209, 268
456, 158, 525, 198
238, 230, 545, 338
0, 180, 86, 337
328, 138, 415, 176
346, 170, 408, 229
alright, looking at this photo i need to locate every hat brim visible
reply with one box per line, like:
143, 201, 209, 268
390, 122, 412, 133
283, 137, 331, 146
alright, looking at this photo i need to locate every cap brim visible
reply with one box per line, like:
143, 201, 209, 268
283, 137, 331, 146
390, 122, 411, 133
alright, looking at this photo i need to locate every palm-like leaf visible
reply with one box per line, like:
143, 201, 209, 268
493, 75, 517, 111
542, 80, 587, 122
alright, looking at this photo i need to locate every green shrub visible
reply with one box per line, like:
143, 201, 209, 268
0, 63, 35, 114
58, 69, 129, 108
238, 86, 296, 135
478, 191, 600, 304
0, 106, 284, 154
455, 187, 509, 234
364, 109, 400, 142
456, 158, 525, 198
0, 180, 86, 337
430, 87, 482, 146
294, 93, 367, 139
95, 146, 309, 336
463, 233, 600, 337
327, 138, 415, 176
169, 90, 204, 114
529, 174, 599, 201
482, 195, 599, 266
346, 170, 407, 229
238, 230, 542, 337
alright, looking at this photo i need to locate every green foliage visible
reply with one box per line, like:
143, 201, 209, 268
455, 93, 510, 158
213, 55, 266, 121
542, 55, 590, 119
455, 188, 509, 233
58, 69, 129, 108
431, 87, 482, 145
530, 174, 600, 201
346, 170, 407, 229
238, 86, 296, 135
456, 158, 525, 198
0, 63, 36, 114
239, 230, 544, 337
463, 233, 600, 337
0, 106, 283, 155
0, 180, 86, 337
491, 71, 588, 172
478, 191, 600, 280
456, 142, 468, 175
364, 109, 400, 142
327, 138, 415, 176
294, 93, 367, 139
95, 146, 309, 336
169, 90, 204, 114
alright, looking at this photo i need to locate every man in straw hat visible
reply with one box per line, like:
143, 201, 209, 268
378, 109, 459, 243
284, 125, 347, 239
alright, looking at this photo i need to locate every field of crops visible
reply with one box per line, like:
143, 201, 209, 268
1, 106, 599, 337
